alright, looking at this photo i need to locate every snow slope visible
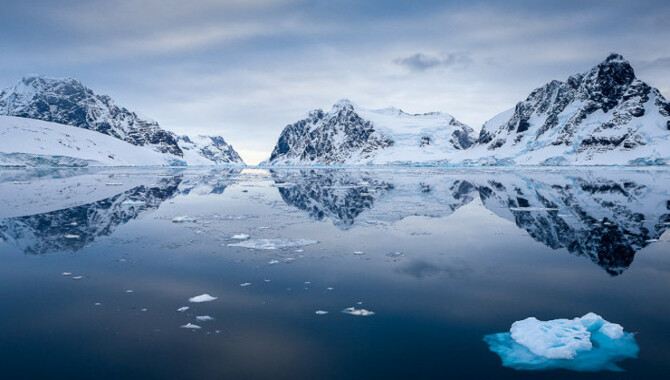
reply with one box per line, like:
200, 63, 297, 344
267, 99, 475, 165
177, 135, 245, 165
0, 115, 184, 167
462, 54, 670, 165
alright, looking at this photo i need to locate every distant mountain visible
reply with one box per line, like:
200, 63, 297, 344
0, 75, 182, 156
0, 75, 245, 166
267, 99, 475, 165
177, 135, 244, 165
467, 53, 670, 165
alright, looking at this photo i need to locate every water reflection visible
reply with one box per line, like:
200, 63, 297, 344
1, 168, 668, 276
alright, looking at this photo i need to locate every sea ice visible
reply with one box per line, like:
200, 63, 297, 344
61, 272, 72, 276
172, 216, 196, 223
231, 233, 250, 240
315, 310, 329, 315
228, 239, 318, 250
177, 306, 189, 312
189, 294, 217, 303
72, 276, 83, 280
64, 234, 80, 239
181, 323, 201, 329
353, 251, 365, 255
484, 313, 639, 371
240, 283, 252, 287
196, 315, 214, 322
342, 307, 375, 316
268, 259, 279, 265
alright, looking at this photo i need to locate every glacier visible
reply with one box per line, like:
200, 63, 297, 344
484, 313, 639, 371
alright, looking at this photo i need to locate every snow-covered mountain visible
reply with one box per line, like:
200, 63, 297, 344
0, 115, 185, 167
0, 75, 244, 166
0, 75, 182, 156
267, 99, 475, 165
466, 54, 670, 165
177, 135, 244, 165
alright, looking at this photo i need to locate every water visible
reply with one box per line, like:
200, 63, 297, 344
0, 167, 669, 379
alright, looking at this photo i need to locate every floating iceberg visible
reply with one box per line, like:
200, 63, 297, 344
228, 238, 318, 250
181, 323, 201, 329
231, 233, 250, 240
342, 307, 375, 317
484, 313, 639, 372
177, 306, 189, 312
315, 310, 329, 315
189, 294, 217, 303
196, 315, 214, 322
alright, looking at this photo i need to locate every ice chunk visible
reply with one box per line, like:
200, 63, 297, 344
196, 315, 214, 322
172, 216, 196, 223
64, 234, 80, 239
484, 313, 639, 371
62, 272, 72, 276
72, 276, 83, 280
177, 306, 189, 312
181, 323, 201, 329
315, 310, 329, 315
353, 251, 365, 255
228, 239, 318, 250
240, 283, 252, 287
231, 233, 250, 240
342, 307, 375, 316
189, 294, 217, 303
386, 251, 405, 258
268, 259, 279, 265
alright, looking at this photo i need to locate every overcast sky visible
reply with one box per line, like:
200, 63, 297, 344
1, 0, 668, 164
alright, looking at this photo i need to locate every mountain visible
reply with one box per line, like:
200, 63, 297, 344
0, 75, 182, 156
177, 135, 244, 165
0, 75, 245, 166
267, 99, 475, 165
467, 54, 670, 165
0, 115, 185, 167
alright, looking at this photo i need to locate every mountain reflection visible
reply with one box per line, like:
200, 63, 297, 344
0, 168, 241, 254
273, 169, 670, 275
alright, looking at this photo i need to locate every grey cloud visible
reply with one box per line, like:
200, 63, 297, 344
394, 52, 473, 72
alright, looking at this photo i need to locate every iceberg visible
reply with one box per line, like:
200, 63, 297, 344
228, 238, 318, 250
189, 294, 217, 303
342, 307, 375, 317
484, 313, 639, 371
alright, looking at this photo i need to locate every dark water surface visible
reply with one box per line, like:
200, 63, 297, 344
0, 167, 669, 379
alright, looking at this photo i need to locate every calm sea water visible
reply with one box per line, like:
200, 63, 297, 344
0, 167, 668, 379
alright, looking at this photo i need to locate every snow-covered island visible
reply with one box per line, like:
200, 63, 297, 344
0, 75, 244, 167
265, 54, 670, 166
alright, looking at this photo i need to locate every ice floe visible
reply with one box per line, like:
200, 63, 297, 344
181, 323, 201, 329
196, 315, 214, 322
231, 233, 250, 240
240, 283, 252, 287
228, 238, 318, 250
64, 234, 80, 239
172, 216, 196, 223
484, 313, 639, 371
315, 310, 329, 315
189, 294, 217, 303
268, 259, 279, 265
72, 276, 83, 280
177, 306, 189, 312
342, 307, 375, 316
61, 272, 72, 276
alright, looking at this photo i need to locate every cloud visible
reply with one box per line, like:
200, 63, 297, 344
394, 52, 473, 72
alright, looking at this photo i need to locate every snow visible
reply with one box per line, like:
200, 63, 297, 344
189, 294, 217, 303
342, 307, 375, 316
485, 313, 639, 371
0, 115, 183, 167
228, 238, 318, 250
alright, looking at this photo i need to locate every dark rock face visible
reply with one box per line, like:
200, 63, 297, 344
269, 101, 394, 164
0, 76, 183, 156
476, 54, 670, 159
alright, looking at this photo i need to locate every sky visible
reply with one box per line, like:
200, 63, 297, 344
0, 0, 668, 164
